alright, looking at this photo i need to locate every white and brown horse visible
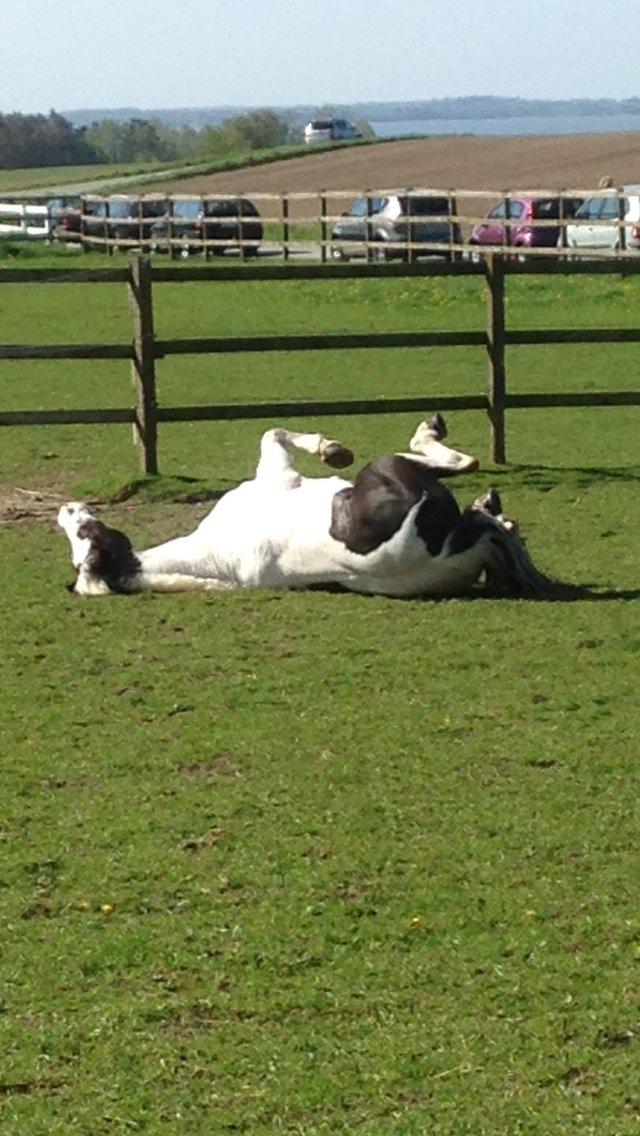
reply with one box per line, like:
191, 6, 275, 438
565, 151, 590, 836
58, 414, 564, 599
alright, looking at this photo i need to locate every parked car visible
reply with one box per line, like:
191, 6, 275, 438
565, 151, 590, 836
304, 118, 361, 144
50, 196, 82, 242
468, 195, 584, 257
149, 197, 263, 257
564, 186, 640, 253
330, 193, 461, 262
82, 197, 166, 250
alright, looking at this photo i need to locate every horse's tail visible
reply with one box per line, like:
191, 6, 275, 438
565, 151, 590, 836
483, 522, 580, 600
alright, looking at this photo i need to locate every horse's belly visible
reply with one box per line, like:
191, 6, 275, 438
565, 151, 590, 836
198, 476, 350, 587
337, 518, 485, 597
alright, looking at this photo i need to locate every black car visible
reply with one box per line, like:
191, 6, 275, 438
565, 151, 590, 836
82, 197, 166, 250
149, 198, 263, 257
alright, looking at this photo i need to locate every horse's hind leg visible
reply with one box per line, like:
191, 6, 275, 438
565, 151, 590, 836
402, 413, 478, 476
473, 487, 520, 535
255, 427, 354, 486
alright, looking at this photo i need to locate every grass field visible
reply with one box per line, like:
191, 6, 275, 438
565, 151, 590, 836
0, 162, 179, 195
1, 261, 639, 1134
0, 138, 384, 197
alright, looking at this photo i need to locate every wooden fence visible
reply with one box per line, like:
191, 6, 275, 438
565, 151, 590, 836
1, 254, 639, 476
73, 186, 638, 260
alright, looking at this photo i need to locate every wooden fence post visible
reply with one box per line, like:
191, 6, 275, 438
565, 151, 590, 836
129, 255, 159, 475
485, 253, 507, 463
320, 192, 327, 264
282, 195, 290, 262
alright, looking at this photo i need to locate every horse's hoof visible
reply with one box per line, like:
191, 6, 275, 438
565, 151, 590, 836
322, 443, 354, 469
475, 488, 502, 516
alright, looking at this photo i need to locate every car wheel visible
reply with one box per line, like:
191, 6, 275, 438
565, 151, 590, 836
469, 247, 483, 264
370, 245, 388, 264
179, 246, 190, 260
329, 245, 346, 261
242, 246, 259, 258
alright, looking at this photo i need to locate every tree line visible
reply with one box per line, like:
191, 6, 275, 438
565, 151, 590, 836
0, 109, 297, 169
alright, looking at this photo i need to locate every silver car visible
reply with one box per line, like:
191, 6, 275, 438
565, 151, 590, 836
330, 193, 461, 262
565, 186, 640, 253
304, 118, 361, 144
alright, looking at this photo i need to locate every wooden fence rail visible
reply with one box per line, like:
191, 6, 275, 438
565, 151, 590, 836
1, 254, 639, 474
69, 186, 639, 261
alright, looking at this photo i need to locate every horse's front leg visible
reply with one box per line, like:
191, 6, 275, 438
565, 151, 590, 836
255, 427, 354, 487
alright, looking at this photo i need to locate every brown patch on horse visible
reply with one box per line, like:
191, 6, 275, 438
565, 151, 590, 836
76, 518, 140, 592
330, 455, 460, 556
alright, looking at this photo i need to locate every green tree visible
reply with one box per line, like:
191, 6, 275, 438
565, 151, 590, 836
228, 110, 289, 150
0, 111, 96, 169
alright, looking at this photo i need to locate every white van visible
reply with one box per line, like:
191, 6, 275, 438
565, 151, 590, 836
304, 118, 361, 145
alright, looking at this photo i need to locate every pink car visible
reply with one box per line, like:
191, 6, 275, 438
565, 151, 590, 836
469, 195, 583, 256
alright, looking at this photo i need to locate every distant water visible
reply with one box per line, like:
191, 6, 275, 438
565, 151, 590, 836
370, 114, 640, 138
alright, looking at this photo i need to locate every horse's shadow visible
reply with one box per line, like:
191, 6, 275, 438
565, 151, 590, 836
488, 463, 640, 493
422, 586, 640, 604
306, 583, 640, 604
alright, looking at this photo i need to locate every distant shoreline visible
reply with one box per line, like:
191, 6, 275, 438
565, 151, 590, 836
62, 96, 640, 133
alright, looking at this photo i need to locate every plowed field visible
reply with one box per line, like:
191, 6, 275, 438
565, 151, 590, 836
145, 132, 640, 222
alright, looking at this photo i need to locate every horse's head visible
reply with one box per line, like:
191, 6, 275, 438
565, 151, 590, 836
57, 502, 95, 536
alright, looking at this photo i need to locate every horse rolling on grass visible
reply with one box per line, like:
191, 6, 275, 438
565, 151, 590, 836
58, 414, 569, 600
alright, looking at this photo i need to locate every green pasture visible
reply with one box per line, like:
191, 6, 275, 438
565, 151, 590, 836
0, 137, 385, 197
0, 162, 178, 195
1, 264, 639, 1134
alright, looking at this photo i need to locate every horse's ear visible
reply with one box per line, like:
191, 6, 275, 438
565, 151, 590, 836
427, 412, 447, 441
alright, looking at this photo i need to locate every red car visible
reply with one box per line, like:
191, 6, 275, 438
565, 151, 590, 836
50, 197, 82, 242
469, 195, 583, 256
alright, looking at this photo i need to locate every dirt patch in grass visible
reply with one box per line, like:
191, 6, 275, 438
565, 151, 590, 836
0, 484, 65, 526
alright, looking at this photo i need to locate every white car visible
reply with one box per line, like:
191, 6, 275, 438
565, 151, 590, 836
304, 118, 361, 144
565, 186, 640, 252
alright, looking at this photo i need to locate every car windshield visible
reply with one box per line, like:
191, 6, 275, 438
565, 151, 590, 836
108, 200, 135, 218
347, 197, 385, 217
575, 198, 603, 219
310, 120, 332, 130
172, 200, 202, 219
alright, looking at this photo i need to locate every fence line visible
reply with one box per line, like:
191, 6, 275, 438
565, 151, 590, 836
0, 254, 639, 474
9, 185, 630, 259
0, 201, 53, 239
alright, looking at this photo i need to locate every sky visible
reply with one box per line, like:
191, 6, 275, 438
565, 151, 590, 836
3, 0, 638, 115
